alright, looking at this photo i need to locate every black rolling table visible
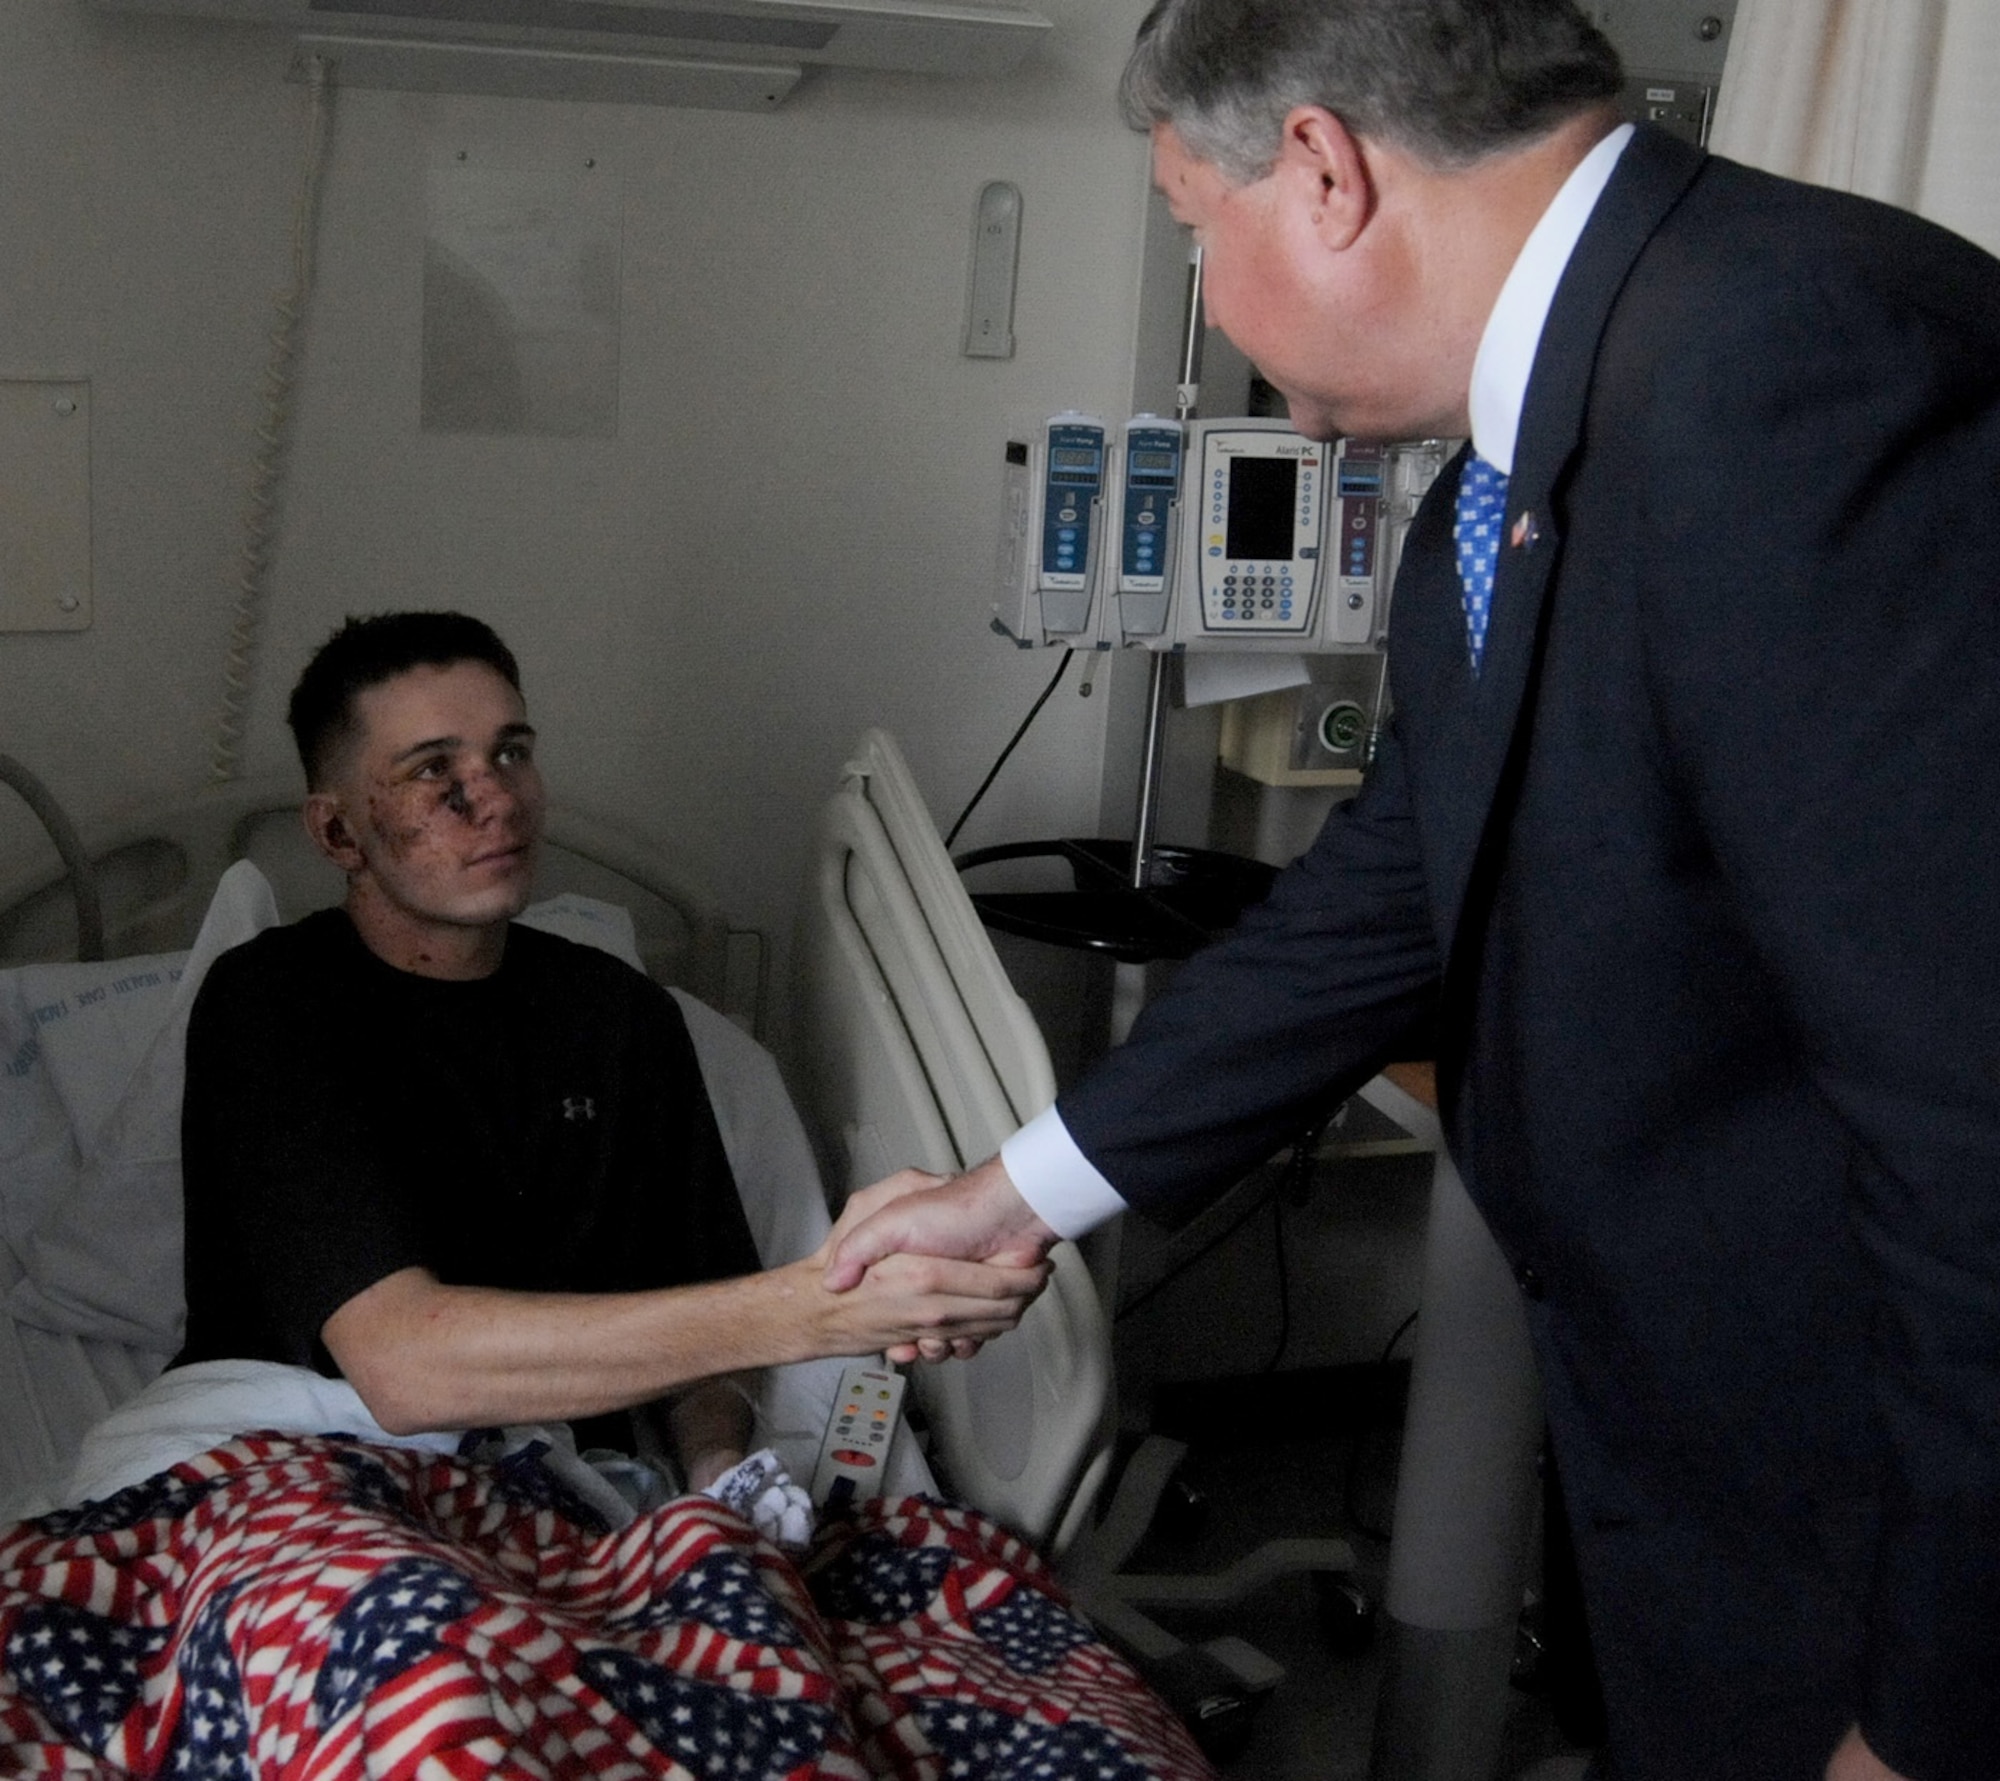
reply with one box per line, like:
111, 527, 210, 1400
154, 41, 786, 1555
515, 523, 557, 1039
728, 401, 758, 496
952, 838, 1277, 966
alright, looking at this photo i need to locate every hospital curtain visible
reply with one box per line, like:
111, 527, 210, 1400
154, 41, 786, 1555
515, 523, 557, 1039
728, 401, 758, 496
1709, 0, 2000, 257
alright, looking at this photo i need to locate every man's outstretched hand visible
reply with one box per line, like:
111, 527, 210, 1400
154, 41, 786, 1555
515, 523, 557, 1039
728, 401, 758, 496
823, 1159, 1061, 1362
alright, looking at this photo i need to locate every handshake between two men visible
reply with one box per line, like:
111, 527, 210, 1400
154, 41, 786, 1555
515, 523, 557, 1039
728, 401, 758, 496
825, 1159, 1058, 1364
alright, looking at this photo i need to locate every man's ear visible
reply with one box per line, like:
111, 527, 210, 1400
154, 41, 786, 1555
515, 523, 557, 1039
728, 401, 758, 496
1276, 105, 1374, 251
303, 792, 364, 873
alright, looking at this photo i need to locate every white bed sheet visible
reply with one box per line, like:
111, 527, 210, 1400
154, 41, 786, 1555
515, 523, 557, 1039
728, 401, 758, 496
0, 1242, 164, 1521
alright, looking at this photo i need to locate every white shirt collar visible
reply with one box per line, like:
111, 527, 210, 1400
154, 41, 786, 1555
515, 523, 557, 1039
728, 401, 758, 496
1467, 123, 1634, 476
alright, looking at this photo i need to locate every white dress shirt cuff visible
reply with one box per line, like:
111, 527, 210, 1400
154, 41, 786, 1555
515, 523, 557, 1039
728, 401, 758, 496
999, 1106, 1128, 1240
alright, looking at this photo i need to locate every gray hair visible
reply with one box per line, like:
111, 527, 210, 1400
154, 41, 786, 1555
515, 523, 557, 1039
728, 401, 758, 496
1120, 0, 1624, 181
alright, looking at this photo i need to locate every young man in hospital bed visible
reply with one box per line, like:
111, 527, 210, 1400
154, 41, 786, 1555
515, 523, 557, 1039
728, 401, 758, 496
0, 611, 1220, 1781
151, 610, 1044, 1524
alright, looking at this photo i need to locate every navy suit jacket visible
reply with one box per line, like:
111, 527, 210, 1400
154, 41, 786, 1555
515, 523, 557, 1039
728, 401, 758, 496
1059, 127, 2000, 1781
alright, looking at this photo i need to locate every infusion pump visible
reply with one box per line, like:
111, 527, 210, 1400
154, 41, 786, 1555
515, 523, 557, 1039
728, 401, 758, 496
993, 412, 1182, 645
993, 412, 1445, 653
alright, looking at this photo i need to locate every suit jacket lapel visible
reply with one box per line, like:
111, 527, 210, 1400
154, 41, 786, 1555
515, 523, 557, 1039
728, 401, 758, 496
1410, 124, 1710, 973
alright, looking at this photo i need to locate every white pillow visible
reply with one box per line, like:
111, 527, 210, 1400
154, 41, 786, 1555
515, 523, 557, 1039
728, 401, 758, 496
667, 989, 831, 1270
515, 891, 646, 973
6, 862, 280, 1349
0, 949, 187, 1268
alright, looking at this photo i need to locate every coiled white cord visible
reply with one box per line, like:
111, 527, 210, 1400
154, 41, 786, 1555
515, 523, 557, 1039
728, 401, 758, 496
209, 54, 335, 783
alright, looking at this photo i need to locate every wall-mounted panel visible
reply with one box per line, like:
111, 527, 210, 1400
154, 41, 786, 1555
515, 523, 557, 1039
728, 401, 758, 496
0, 380, 91, 634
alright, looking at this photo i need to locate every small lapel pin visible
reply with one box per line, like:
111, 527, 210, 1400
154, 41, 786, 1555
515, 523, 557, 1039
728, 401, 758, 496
1510, 511, 1539, 549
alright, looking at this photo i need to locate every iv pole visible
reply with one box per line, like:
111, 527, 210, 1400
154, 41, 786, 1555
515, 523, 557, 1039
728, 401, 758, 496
1125, 243, 1205, 890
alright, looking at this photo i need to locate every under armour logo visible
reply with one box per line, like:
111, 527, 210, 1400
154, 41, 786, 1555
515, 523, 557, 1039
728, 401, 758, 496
562, 1096, 596, 1122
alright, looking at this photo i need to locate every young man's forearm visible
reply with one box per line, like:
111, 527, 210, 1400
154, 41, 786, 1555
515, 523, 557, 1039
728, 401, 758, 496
323, 1249, 1043, 1436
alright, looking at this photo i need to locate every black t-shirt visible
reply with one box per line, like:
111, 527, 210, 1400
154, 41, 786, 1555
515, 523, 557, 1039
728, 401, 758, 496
176, 909, 762, 1424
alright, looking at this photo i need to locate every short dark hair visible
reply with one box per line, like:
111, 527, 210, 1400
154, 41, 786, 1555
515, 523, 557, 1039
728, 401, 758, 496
287, 611, 522, 789
1120, 0, 1624, 180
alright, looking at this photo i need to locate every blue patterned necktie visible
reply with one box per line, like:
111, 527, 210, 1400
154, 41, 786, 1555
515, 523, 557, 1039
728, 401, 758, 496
1454, 452, 1508, 673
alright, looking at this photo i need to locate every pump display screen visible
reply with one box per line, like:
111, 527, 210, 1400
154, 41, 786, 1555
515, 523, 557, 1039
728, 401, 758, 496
1049, 445, 1101, 479
1226, 455, 1298, 560
1129, 450, 1178, 472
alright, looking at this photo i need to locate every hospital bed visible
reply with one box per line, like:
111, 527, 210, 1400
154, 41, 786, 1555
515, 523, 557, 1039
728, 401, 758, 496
0, 763, 1214, 1778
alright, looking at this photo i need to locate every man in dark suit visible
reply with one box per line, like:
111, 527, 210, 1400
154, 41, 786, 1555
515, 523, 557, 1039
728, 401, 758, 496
826, 2, 2000, 1776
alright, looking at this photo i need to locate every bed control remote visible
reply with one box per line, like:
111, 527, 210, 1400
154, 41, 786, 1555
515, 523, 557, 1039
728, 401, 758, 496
809, 1363, 906, 1510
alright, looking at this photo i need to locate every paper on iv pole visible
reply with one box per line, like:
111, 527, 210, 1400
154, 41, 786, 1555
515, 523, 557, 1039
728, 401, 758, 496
1180, 652, 1313, 707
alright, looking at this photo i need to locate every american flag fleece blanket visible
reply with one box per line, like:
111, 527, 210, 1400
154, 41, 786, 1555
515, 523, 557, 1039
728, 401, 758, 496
0, 1433, 1214, 1779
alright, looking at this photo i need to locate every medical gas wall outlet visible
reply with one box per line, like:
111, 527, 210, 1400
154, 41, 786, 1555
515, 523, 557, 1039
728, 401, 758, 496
1219, 655, 1393, 787
992, 411, 1107, 645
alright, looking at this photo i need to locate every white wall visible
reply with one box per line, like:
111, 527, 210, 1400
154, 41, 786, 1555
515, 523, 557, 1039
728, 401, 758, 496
1, 6, 312, 853
1918, 0, 2000, 255
0, 1, 1159, 1031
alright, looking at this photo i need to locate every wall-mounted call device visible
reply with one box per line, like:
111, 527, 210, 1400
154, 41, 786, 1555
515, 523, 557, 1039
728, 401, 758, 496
1168, 420, 1330, 652
1113, 415, 1183, 640
993, 411, 1108, 646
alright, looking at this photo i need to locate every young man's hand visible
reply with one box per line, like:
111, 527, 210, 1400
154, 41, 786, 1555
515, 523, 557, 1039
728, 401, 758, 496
793, 1219, 1049, 1361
